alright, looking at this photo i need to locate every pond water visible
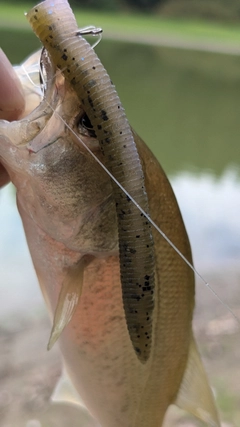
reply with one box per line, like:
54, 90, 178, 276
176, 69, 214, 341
0, 27, 240, 426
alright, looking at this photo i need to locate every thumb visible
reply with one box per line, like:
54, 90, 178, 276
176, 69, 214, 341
0, 48, 25, 121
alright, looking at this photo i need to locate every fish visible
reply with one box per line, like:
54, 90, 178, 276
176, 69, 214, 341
0, 0, 221, 426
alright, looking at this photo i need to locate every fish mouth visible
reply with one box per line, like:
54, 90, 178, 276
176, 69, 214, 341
0, 49, 65, 186
0, 48, 96, 156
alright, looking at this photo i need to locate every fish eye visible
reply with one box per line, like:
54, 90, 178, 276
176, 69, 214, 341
78, 113, 96, 138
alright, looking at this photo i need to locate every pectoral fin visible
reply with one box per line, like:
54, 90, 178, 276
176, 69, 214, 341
48, 258, 85, 350
175, 336, 220, 427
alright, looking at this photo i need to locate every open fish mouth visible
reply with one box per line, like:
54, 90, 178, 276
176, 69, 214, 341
0, 47, 101, 151
0, 46, 105, 192
0, 48, 58, 186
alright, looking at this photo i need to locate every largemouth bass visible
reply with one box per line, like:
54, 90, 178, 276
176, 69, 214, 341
0, 0, 220, 425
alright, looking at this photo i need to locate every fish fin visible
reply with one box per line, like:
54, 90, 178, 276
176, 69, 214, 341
47, 258, 85, 350
175, 336, 220, 427
51, 368, 87, 408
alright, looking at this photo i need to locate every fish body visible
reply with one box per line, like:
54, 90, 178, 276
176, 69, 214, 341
0, 2, 220, 425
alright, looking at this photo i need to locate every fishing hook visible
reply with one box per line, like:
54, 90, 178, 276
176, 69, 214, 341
76, 26, 103, 49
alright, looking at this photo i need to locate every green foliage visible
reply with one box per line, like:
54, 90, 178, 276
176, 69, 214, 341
70, 0, 120, 11
159, 0, 240, 23
69, 0, 240, 20
2, 0, 240, 21
122, 0, 166, 12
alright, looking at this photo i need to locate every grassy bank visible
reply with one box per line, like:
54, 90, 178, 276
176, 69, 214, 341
2, 2, 240, 46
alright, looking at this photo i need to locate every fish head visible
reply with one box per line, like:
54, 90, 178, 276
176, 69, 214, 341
0, 49, 118, 254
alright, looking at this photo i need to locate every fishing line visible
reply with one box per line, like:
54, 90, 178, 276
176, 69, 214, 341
76, 26, 103, 49
51, 106, 240, 324
22, 56, 240, 325
21, 63, 43, 96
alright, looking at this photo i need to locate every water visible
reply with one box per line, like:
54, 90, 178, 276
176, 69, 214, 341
0, 28, 240, 425
173, 169, 240, 268
0, 185, 42, 321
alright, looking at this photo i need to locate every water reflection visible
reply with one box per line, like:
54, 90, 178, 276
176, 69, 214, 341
172, 168, 240, 269
0, 185, 42, 320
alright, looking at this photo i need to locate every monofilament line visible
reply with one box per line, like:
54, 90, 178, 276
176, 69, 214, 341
21, 58, 239, 325
46, 103, 239, 325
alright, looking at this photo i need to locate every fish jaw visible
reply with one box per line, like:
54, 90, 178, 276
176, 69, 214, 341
0, 49, 40, 189
0, 53, 118, 254
14, 50, 44, 119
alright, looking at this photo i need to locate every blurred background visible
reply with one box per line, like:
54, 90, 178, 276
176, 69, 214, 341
0, 0, 240, 426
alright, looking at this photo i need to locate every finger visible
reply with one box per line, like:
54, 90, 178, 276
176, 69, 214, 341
0, 48, 25, 121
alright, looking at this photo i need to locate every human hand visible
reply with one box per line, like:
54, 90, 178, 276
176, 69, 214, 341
0, 49, 25, 187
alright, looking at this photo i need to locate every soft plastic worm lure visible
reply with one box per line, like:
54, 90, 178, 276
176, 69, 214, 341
27, 0, 155, 362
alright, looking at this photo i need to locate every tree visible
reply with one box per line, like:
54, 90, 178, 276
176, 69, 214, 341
124, 0, 167, 12
70, 0, 120, 10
